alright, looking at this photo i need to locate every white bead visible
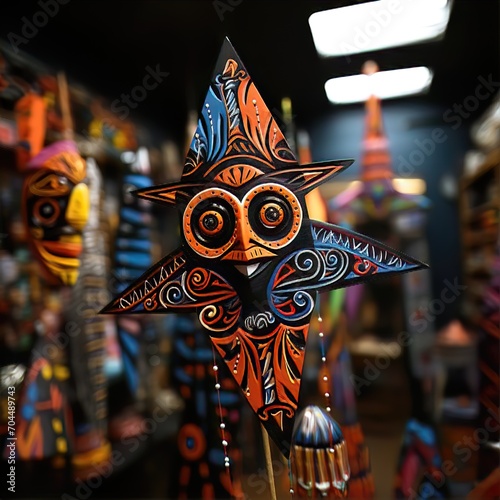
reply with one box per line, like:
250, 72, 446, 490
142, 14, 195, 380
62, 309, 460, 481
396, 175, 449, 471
326, 407, 331, 412
325, 392, 330, 398
290, 489, 294, 494
213, 365, 218, 371
222, 440, 228, 446
220, 423, 225, 429
225, 462, 230, 468
215, 383, 221, 390
321, 357, 326, 362
318, 317, 323, 322
319, 332, 324, 337
329, 448, 334, 453
224, 456, 230, 462
323, 376, 328, 381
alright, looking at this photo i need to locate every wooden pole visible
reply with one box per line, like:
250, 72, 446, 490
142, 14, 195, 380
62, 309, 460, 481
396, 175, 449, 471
261, 424, 278, 500
57, 71, 73, 140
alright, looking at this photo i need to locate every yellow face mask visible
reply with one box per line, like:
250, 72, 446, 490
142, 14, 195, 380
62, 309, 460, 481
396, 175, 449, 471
23, 141, 89, 286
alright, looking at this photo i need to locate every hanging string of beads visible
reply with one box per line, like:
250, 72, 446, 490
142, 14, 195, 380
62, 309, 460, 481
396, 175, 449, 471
318, 312, 332, 413
212, 345, 232, 476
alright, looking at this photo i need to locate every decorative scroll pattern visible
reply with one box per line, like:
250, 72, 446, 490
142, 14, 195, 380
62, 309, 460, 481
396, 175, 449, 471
158, 268, 242, 332
312, 222, 418, 276
116, 252, 186, 312
210, 323, 308, 450
270, 249, 349, 322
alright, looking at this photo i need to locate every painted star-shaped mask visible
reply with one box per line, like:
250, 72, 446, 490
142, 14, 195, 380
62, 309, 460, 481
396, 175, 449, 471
102, 39, 427, 456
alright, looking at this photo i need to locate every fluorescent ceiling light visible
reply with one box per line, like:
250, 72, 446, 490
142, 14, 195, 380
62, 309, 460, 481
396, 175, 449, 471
309, 0, 452, 57
325, 66, 433, 104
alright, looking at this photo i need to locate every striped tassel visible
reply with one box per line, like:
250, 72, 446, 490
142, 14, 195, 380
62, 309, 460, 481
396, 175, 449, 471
290, 406, 350, 498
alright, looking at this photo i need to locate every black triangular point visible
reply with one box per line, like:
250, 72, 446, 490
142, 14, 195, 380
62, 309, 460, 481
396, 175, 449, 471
212, 37, 246, 81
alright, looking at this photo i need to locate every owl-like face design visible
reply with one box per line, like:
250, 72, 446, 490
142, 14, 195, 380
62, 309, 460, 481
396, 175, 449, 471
103, 39, 426, 456
183, 181, 304, 271
23, 142, 89, 286
179, 177, 315, 342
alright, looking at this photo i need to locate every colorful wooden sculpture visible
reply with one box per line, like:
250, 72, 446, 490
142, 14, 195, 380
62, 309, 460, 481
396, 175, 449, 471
22, 140, 89, 286
113, 147, 155, 401
330, 61, 430, 222
67, 157, 111, 475
88, 100, 138, 154
16, 139, 89, 463
103, 39, 427, 456
394, 418, 447, 499
16, 298, 74, 460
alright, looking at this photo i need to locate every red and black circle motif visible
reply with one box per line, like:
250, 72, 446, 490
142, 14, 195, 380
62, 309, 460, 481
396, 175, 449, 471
178, 423, 207, 461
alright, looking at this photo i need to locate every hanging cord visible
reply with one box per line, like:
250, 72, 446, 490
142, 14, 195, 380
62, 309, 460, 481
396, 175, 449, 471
211, 345, 234, 494
318, 313, 332, 413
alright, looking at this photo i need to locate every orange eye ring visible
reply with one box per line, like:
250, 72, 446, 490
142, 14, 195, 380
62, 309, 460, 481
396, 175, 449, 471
33, 198, 60, 226
243, 183, 302, 250
183, 188, 240, 259
259, 203, 284, 227
198, 210, 224, 236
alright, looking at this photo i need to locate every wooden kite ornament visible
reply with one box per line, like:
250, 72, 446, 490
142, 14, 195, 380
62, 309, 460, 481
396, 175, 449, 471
103, 39, 427, 456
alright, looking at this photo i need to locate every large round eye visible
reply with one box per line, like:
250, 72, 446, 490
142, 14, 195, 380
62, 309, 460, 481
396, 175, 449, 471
198, 210, 224, 236
192, 201, 234, 247
33, 198, 60, 226
259, 203, 284, 228
244, 183, 302, 250
183, 189, 240, 258
250, 193, 292, 238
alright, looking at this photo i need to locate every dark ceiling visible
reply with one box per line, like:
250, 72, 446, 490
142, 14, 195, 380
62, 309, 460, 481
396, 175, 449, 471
0, 0, 499, 142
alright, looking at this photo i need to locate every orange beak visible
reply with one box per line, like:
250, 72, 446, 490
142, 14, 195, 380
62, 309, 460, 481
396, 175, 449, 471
222, 221, 276, 262
66, 182, 90, 231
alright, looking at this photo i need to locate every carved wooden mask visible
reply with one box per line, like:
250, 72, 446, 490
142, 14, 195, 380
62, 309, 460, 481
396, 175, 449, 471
23, 140, 89, 286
